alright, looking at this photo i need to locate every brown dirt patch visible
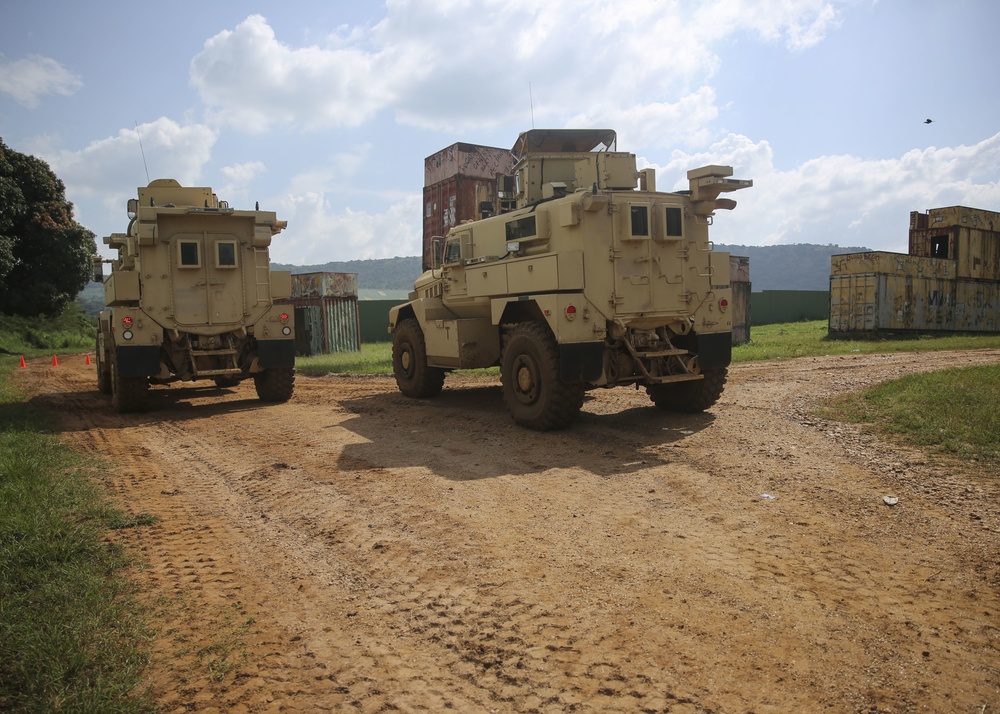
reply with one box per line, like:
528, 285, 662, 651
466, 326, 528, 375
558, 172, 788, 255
16, 348, 1000, 713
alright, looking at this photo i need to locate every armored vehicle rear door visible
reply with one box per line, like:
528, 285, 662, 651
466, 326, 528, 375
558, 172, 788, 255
166, 220, 247, 328
612, 200, 689, 316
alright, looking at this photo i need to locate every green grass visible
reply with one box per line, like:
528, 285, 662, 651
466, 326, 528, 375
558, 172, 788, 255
822, 364, 1000, 472
732, 320, 1000, 362
0, 305, 97, 357
297, 342, 394, 375
0, 358, 155, 713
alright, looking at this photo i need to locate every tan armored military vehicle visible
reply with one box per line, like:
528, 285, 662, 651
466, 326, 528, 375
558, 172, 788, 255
390, 129, 751, 430
94, 179, 295, 413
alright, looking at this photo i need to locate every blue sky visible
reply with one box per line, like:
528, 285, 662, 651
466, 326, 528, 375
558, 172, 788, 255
1, 0, 997, 266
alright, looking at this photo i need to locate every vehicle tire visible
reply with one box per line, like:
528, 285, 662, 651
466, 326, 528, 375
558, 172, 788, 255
500, 321, 584, 431
254, 367, 294, 402
647, 367, 728, 413
392, 318, 445, 398
96, 337, 112, 395
110, 361, 148, 413
214, 376, 241, 388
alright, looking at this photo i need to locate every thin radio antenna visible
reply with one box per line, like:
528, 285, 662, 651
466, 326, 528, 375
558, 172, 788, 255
528, 82, 535, 128
134, 121, 150, 184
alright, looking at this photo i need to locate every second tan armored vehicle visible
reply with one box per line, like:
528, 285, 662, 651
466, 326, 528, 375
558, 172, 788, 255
94, 179, 296, 413
390, 129, 751, 430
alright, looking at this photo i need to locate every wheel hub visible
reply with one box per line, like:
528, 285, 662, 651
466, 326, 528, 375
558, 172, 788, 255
513, 356, 539, 404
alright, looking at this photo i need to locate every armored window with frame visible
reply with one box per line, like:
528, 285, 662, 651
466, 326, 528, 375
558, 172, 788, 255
442, 238, 462, 265
630, 205, 649, 238
215, 239, 238, 269
178, 240, 201, 268
505, 215, 537, 241
651, 204, 684, 241
665, 206, 683, 237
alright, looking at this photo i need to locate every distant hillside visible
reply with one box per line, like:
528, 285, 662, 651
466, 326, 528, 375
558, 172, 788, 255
272, 257, 423, 291
718, 243, 871, 291
75, 244, 872, 315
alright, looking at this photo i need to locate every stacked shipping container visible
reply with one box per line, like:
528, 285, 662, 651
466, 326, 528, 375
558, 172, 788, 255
276, 272, 361, 355
422, 142, 516, 271
830, 206, 1000, 334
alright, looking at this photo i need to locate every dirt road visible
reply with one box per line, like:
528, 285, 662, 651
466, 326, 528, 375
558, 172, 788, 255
17, 349, 1000, 713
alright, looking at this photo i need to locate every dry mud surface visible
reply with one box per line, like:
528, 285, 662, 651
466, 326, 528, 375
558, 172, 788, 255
17, 349, 1000, 713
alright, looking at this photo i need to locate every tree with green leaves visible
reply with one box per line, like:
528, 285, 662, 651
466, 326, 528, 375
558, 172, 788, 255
0, 138, 96, 317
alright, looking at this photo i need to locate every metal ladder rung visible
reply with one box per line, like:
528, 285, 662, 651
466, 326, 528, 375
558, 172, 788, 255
191, 348, 238, 357
188, 346, 240, 377
195, 368, 243, 377
633, 348, 688, 358
646, 373, 704, 385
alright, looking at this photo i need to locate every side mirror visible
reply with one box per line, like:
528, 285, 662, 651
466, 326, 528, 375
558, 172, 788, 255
431, 236, 443, 270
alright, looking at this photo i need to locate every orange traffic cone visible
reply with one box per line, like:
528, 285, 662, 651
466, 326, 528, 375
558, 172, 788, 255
52, 355, 59, 367
85, 353, 92, 365
19, 355, 26, 368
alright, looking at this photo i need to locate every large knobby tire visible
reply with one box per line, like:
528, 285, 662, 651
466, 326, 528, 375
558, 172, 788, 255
393, 319, 445, 398
254, 367, 295, 402
96, 337, 111, 395
110, 361, 148, 413
646, 367, 728, 413
501, 321, 584, 431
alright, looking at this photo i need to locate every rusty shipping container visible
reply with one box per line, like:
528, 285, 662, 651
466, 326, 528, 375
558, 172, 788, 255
830, 206, 1000, 335
276, 272, 361, 355
729, 255, 751, 345
909, 206, 1000, 281
423, 142, 516, 271
830, 253, 1000, 333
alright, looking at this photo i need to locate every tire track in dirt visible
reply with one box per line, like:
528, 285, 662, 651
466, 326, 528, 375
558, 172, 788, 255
14, 350, 1000, 712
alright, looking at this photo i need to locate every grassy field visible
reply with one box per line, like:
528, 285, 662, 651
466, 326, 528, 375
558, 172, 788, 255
732, 320, 1000, 362
0, 305, 96, 358
824, 363, 1000, 472
0, 358, 155, 712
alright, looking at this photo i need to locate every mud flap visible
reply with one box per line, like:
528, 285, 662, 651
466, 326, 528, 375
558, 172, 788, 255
115, 345, 160, 378
558, 342, 604, 383
695, 332, 732, 371
258, 339, 295, 369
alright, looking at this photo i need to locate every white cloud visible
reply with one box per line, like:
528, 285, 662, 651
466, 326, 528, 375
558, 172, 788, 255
571, 88, 721, 151
218, 161, 268, 206
655, 131, 1000, 252
699, 0, 844, 51
273, 191, 422, 264
190, 14, 418, 133
187, 1, 850, 137
43, 118, 218, 246
0, 54, 83, 108
283, 144, 372, 198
